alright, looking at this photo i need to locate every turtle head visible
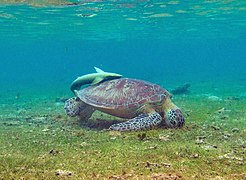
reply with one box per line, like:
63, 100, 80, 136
64, 97, 82, 117
162, 98, 185, 128
165, 108, 185, 128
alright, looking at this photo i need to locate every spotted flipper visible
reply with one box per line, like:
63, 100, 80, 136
109, 112, 162, 131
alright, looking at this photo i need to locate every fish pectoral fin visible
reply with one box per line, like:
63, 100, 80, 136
94, 67, 105, 73
91, 76, 104, 85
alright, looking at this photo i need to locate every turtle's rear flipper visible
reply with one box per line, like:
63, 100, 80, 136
109, 112, 162, 131
64, 97, 94, 120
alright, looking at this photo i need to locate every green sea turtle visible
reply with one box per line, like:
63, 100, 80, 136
64, 78, 185, 131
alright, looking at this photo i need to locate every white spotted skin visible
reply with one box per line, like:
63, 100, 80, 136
64, 97, 82, 117
109, 112, 162, 131
166, 109, 185, 128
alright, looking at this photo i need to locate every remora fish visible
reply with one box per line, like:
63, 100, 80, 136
70, 67, 122, 93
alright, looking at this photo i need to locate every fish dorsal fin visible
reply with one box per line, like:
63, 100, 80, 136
91, 76, 104, 85
94, 67, 105, 73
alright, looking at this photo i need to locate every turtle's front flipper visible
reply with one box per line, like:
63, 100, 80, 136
64, 97, 94, 120
109, 112, 162, 131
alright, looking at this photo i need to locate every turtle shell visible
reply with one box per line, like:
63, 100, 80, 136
77, 78, 169, 115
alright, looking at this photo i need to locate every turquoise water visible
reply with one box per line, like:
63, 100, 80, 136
0, 0, 245, 93
0, 1, 246, 178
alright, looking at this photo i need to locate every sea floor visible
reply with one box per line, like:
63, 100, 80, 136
0, 81, 245, 179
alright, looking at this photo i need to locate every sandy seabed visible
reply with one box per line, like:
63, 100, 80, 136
0, 80, 245, 179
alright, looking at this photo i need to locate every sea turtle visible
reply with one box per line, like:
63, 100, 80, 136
64, 78, 185, 131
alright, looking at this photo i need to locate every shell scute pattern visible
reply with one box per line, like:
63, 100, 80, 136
78, 78, 169, 109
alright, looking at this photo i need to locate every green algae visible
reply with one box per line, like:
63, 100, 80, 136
0, 83, 245, 179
